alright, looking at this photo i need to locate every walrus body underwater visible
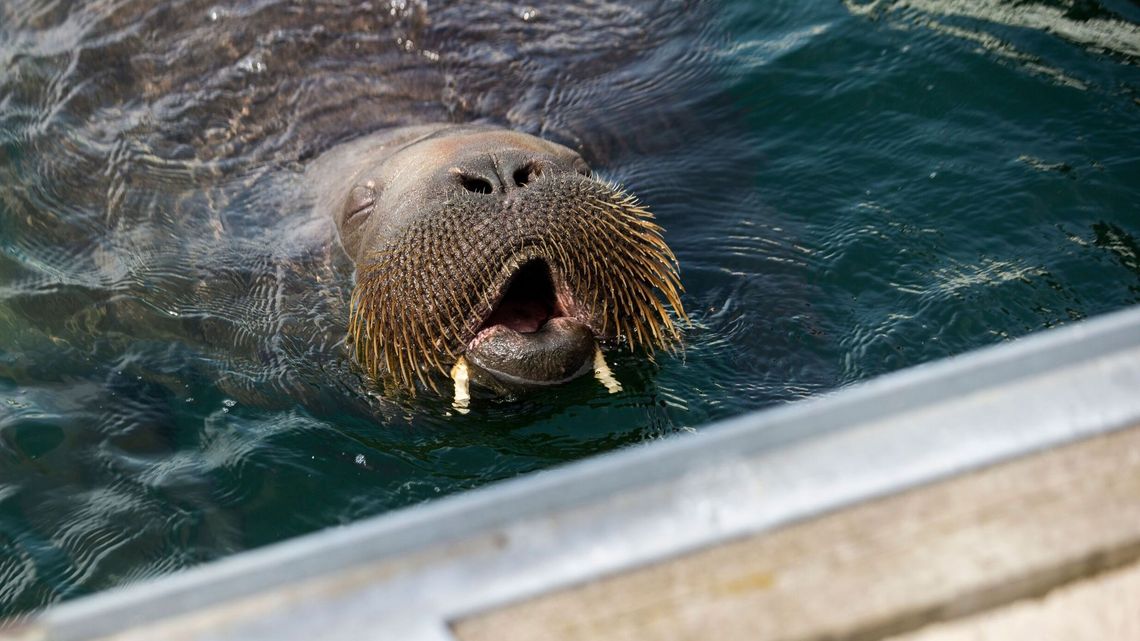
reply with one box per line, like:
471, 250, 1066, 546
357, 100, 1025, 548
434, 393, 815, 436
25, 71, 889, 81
309, 123, 685, 403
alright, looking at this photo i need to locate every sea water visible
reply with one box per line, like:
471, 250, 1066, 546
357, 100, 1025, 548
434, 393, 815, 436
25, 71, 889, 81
0, 0, 1137, 618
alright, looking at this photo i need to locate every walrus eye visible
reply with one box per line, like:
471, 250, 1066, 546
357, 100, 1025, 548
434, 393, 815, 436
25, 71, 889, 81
343, 183, 376, 231
513, 162, 542, 187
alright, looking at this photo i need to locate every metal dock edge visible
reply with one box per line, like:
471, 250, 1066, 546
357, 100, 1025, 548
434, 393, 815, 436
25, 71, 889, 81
8, 305, 1140, 641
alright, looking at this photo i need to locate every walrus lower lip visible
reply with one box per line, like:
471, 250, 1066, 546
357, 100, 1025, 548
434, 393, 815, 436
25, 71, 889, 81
465, 317, 596, 386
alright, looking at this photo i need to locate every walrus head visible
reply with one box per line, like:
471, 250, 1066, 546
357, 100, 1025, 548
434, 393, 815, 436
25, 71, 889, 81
331, 124, 685, 396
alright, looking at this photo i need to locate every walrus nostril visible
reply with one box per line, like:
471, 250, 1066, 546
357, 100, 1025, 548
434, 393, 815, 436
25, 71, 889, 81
513, 163, 542, 187
460, 175, 493, 194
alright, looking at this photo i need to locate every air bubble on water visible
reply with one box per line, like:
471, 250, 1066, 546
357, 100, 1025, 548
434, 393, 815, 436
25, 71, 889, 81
223, 399, 236, 408
355, 454, 366, 466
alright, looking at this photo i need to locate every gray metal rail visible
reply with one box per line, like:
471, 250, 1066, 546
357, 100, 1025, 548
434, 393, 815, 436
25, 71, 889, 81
9, 305, 1140, 641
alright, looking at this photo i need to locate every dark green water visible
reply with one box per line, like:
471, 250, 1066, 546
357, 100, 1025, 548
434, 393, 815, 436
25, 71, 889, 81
1, 0, 1138, 619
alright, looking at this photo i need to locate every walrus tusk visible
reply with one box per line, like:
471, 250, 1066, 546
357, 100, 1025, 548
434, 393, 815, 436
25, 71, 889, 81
450, 356, 471, 413
593, 347, 623, 394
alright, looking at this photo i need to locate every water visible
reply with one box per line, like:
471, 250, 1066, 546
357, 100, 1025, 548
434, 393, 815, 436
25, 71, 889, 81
1, 0, 1138, 619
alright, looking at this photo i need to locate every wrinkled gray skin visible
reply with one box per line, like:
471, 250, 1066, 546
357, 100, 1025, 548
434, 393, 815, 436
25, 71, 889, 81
309, 123, 602, 389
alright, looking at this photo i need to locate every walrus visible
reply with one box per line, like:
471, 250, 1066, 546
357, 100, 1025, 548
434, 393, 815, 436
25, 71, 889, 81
308, 123, 686, 403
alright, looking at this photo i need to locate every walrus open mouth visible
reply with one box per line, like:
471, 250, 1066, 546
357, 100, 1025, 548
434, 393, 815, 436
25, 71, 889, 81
464, 259, 598, 387
476, 259, 564, 337
348, 173, 686, 393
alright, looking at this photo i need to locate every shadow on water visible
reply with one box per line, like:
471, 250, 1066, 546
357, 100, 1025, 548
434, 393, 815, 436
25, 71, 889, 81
0, 0, 1138, 619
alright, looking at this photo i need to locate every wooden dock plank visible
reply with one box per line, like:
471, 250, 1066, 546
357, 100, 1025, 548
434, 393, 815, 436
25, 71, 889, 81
452, 425, 1140, 641
887, 558, 1140, 641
